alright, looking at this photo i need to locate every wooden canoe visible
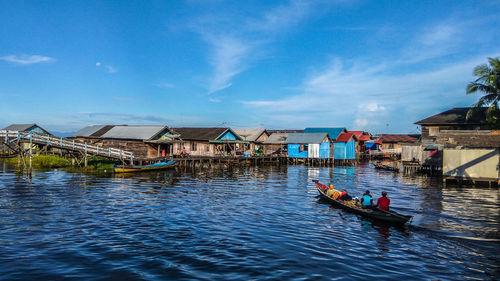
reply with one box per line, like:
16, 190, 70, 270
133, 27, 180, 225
113, 160, 177, 173
313, 180, 412, 225
374, 164, 399, 172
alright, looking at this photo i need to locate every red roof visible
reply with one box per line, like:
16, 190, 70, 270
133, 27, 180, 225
379, 134, 417, 143
358, 134, 371, 141
336, 132, 357, 142
350, 130, 371, 141
349, 131, 363, 139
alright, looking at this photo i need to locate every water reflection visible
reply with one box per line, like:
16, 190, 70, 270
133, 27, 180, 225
0, 160, 498, 280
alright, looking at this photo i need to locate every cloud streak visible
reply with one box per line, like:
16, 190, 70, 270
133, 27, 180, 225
0, 54, 54, 65
192, 0, 326, 94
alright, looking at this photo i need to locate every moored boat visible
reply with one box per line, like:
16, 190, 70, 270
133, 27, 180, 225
313, 180, 412, 225
113, 160, 177, 173
373, 164, 399, 172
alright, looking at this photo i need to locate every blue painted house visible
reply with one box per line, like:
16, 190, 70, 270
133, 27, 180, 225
3, 123, 51, 135
334, 132, 357, 160
303, 127, 347, 141
286, 133, 331, 159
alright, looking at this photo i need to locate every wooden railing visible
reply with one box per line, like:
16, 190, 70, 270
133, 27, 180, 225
0, 130, 133, 161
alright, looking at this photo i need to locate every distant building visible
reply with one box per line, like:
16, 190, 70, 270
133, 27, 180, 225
334, 132, 358, 160
349, 131, 372, 153
286, 133, 331, 159
3, 123, 51, 135
233, 129, 269, 156
171, 127, 245, 157
262, 132, 289, 156
303, 127, 347, 141
377, 134, 418, 154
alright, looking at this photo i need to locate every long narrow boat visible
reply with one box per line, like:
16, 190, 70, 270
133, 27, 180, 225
374, 164, 399, 172
113, 160, 177, 173
313, 180, 412, 225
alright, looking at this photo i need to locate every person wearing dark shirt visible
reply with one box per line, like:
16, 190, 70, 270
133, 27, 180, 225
376, 191, 390, 211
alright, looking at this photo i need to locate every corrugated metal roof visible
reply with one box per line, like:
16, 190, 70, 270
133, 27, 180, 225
263, 133, 289, 144
72, 125, 108, 137
415, 107, 488, 125
233, 129, 267, 142
3, 123, 36, 131
100, 126, 168, 140
358, 134, 371, 141
303, 128, 346, 140
171, 127, 239, 141
286, 133, 329, 144
3, 123, 50, 135
336, 132, 357, 142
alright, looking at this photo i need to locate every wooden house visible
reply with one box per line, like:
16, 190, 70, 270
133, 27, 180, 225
286, 133, 331, 159
233, 129, 269, 156
262, 133, 289, 155
2, 123, 53, 152
72, 125, 178, 159
415, 107, 490, 144
171, 127, 246, 157
378, 134, 418, 154
349, 131, 372, 153
3, 123, 52, 135
334, 132, 358, 160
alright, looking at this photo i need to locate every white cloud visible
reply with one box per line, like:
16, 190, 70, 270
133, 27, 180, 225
361, 103, 386, 113
354, 118, 369, 128
206, 36, 250, 94
0, 54, 54, 65
240, 54, 490, 131
95, 61, 118, 73
191, 0, 331, 94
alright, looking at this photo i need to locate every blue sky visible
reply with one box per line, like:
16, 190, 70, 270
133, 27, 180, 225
1, 0, 499, 134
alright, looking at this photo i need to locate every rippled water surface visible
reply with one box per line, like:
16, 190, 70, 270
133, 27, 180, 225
0, 161, 499, 280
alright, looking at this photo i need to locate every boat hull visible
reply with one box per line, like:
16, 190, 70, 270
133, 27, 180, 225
113, 160, 177, 173
314, 181, 412, 225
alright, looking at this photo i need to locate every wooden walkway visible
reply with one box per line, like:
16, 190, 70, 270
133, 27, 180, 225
0, 130, 134, 162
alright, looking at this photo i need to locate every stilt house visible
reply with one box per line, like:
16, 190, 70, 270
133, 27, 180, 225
171, 127, 245, 157
3, 123, 52, 135
333, 132, 357, 160
263, 132, 290, 156
286, 133, 331, 159
72, 125, 178, 159
233, 129, 269, 156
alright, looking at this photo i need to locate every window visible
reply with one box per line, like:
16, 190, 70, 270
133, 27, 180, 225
206, 144, 210, 152
299, 144, 308, 152
191, 142, 197, 151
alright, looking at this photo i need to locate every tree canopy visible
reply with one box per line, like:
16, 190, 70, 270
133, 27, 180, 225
466, 57, 500, 128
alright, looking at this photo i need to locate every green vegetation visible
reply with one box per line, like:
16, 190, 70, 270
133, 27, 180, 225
5, 154, 71, 168
86, 156, 119, 171
466, 57, 500, 128
4, 154, 119, 171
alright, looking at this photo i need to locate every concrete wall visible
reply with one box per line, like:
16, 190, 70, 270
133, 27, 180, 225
402, 144, 422, 162
443, 148, 500, 180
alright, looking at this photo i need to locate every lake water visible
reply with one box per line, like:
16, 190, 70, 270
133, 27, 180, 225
0, 161, 499, 280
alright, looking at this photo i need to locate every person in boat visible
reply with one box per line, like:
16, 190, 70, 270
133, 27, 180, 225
376, 191, 390, 211
338, 189, 352, 201
326, 184, 341, 200
360, 190, 373, 208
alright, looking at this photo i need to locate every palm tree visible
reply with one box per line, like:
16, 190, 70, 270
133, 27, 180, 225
466, 57, 500, 128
